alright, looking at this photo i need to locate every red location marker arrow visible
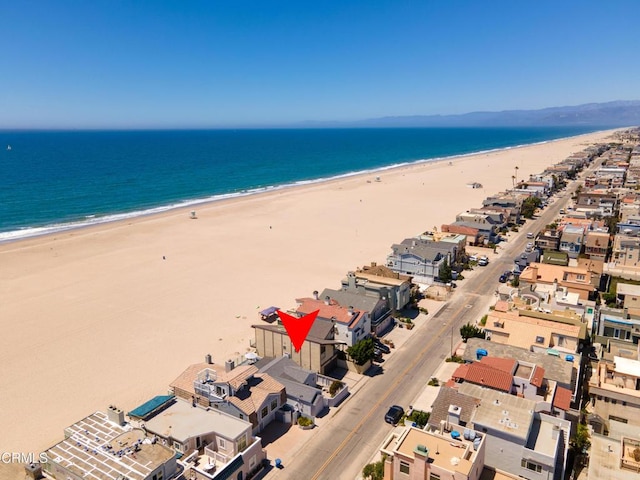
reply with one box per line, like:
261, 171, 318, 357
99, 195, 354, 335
277, 309, 319, 352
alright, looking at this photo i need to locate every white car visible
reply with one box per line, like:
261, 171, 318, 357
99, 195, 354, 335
526, 232, 534, 239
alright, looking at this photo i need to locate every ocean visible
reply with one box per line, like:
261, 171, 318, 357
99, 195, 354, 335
0, 126, 603, 241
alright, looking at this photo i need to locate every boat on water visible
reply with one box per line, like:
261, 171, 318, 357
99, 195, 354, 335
6, 144, 11, 151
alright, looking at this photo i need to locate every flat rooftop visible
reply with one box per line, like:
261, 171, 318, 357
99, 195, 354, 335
525, 417, 559, 457
143, 399, 251, 442
391, 427, 483, 476
459, 383, 535, 442
46, 411, 175, 480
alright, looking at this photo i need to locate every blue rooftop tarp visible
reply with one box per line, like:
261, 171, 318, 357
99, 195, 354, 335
128, 395, 175, 420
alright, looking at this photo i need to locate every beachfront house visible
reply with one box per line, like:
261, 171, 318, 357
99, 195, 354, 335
169, 357, 286, 434
296, 295, 371, 346
255, 355, 348, 419
42, 410, 178, 480
345, 263, 413, 312
142, 400, 266, 479
252, 317, 342, 374
320, 283, 392, 335
386, 239, 450, 284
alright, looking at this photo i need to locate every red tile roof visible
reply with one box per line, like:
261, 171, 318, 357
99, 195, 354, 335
296, 297, 364, 327
441, 224, 480, 236
452, 364, 470, 380
460, 363, 513, 392
530, 365, 545, 387
479, 356, 517, 374
553, 386, 572, 411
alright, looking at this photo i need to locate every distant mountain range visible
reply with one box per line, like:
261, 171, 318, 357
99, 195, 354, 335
298, 100, 640, 128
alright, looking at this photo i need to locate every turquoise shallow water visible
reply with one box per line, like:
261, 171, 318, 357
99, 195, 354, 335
0, 126, 602, 241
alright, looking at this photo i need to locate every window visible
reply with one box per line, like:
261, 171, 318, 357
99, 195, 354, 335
262, 406, 269, 418
536, 336, 545, 344
237, 434, 247, 452
399, 461, 410, 474
557, 336, 565, 347
249, 455, 256, 468
239, 414, 244, 420
577, 274, 585, 281
271, 399, 278, 411
609, 415, 628, 424
173, 441, 183, 452
321, 345, 326, 355
430, 474, 441, 480
521, 459, 542, 473
218, 438, 226, 450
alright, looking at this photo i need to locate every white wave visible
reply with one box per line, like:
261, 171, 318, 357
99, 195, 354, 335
0, 130, 597, 244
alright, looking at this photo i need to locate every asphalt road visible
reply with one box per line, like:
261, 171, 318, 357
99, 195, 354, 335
271, 157, 603, 480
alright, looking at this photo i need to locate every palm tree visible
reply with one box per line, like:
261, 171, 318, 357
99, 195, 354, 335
511, 175, 516, 187
514, 166, 519, 185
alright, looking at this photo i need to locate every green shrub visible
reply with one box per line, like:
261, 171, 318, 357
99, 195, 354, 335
407, 410, 431, 428
428, 377, 439, 386
329, 380, 343, 397
297, 416, 313, 427
480, 314, 487, 326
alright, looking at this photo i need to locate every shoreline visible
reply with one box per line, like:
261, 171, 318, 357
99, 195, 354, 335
0, 128, 622, 457
0, 128, 615, 244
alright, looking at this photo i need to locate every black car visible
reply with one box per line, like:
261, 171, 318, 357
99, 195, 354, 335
385, 405, 404, 424
499, 274, 508, 283
374, 340, 391, 354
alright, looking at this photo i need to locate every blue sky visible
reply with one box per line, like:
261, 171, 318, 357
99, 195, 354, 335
1, 0, 639, 128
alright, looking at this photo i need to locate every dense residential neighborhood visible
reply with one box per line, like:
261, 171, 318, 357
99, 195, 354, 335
34, 128, 640, 480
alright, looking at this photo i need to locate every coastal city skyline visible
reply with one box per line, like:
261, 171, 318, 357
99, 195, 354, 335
2, 1, 639, 128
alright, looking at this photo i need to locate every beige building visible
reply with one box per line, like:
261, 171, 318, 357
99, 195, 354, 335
519, 263, 598, 301
253, 318, 342, 374
484, 309, 584, 353
380, 427, 486, 480
589, 356, 640, 432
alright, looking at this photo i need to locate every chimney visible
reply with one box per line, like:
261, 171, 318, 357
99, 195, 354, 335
107, 405, 125, 426
371, 261, 377, 267
348, 306, 354, 316
225, 359, 235, 372
205, 354, 213, 365
324, 296, 331, 305
447, 404, 461, 426
313, 290, 319, 300
347, 272, 356, 289
553, 278, 558, 292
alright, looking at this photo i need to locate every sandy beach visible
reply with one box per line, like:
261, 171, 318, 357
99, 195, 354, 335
0, 129, 619, 459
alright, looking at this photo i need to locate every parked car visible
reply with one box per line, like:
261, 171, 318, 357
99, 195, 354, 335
385, 405, 405, 424
374, 340, 391, 354
499, 274, 508, 283
478, 256, 489, 266
526, 232, 534, 239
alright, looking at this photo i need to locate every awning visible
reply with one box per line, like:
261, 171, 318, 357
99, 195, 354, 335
259, 306, 280, 316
